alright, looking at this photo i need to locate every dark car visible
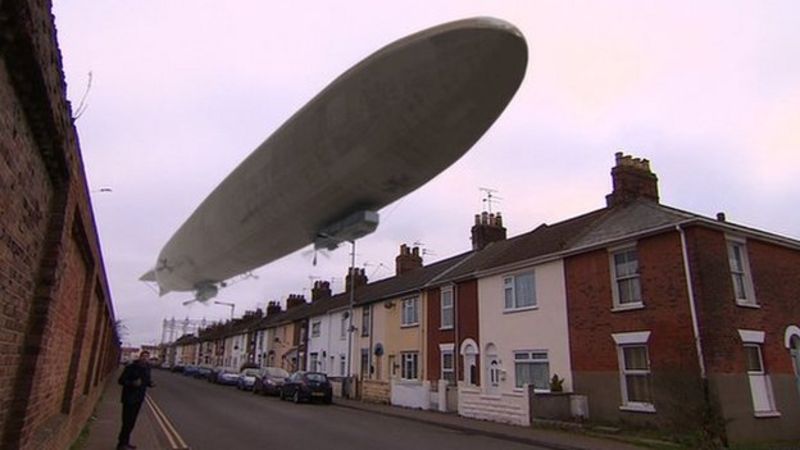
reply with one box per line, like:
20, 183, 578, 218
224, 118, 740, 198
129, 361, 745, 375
183, 365, 199, 377
194, 366, 212, 379
215, 369, 240, 386
253, 367, 289, 396
279, 371, 332, 404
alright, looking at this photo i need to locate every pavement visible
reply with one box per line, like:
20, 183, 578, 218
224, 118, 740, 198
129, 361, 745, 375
79, 368, 648, 450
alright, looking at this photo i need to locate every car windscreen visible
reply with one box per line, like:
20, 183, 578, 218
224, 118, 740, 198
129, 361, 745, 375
305, 373, 327, 382
242, 369, 260, 376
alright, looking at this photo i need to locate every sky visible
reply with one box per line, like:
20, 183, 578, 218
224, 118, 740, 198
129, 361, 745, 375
51, 1, 800, 346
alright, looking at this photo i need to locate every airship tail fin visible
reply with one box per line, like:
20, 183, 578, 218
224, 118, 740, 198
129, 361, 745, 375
139, 269, 157, 282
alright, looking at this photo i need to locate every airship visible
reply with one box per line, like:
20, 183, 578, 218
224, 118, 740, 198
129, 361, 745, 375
142, 17, 528, 300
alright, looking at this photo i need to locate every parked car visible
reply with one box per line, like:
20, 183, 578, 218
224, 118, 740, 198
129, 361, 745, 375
170, 365, 185, 373
183, 365, 199, 377
237, 368, 261, 390
279, 371, 332, 404
253, 367, 289, 396
195, 366, 212, 379
216, 369, 240, 386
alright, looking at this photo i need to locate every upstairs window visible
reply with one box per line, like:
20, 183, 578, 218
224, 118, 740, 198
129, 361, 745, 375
727, 238, 757, 306
340, 314, 347, 340
361, 307, 371, 336
311, 321, 321, 338
402, 296, 419, 326
440, 286, 454, 329
503, 272, 536, 311
610, 246, 642, 309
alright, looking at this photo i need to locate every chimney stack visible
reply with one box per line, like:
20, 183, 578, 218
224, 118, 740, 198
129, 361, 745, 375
311, 280, 332, 302
471, 211, 507, 250
345, 267, 368, 292
266, 301, 282, 317
605, 152, 659, 207
286, 294, 307, 309
395, 244, 423, 275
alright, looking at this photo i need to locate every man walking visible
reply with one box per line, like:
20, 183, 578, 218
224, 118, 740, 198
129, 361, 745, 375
117, 350, 154, 450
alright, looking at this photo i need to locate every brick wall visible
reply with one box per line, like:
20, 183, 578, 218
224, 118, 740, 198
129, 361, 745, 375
686, 225, 800, 375
0, 1, 120, 449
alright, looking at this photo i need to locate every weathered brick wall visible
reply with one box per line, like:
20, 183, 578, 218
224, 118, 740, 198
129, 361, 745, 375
361, 379, 390, 404
686, 225, 800, 375
566, 231, 699, 373
0, 55, 55, 446
0, 0, 120, 449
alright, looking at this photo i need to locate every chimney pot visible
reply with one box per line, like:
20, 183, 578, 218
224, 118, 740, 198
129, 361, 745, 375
716, 212, 726, 222
471, 210, 507, 250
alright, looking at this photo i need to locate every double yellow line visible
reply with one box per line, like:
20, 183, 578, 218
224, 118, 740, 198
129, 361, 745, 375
145, 395, 189, 449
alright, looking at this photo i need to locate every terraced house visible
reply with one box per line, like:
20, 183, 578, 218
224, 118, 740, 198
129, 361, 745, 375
165, 153, 799, 445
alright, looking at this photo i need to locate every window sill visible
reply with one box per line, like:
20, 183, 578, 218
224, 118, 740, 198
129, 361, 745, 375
439, 326, 454, 331
735, 301, 760, 309
503, 305, 538, 314
611, 303, 644, 312
754, 411, 781, 418
619, 404, 656, 414
401, 323, 419, 329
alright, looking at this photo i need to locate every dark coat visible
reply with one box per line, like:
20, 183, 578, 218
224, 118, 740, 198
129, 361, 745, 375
118, 360, 153, 404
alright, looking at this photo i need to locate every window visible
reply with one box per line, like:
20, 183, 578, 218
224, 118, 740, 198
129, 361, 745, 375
360, 348, 369, 377
612, 331, 654, 412
402, 296, 419, 326
340, 314, 348, 340
440, 286, 454, 329
441, 347, 455, 385
401, 352, 418, 380
339, 354, 347, 376
311, 321, 321, 338
361, 307, 370, 336
727, 238, 757, 306
309, 352, 319, 371
503, 272, 536, 311
739, 330, 778, 416
610, 247, 643, 308
514, 351, 550, 390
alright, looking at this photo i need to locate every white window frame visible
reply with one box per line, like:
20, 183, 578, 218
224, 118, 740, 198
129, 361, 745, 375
738, 329, 779, 417
401, 352, 419, 380
401, 296, 419, 327
339, 354, 347, 376
440, 343, 455, 385
609, 244, 643, 310
311, 321, 321, 338
340, 313, 347, 340
503, 271, 537, 312
440, 286, 454, 330
361, 307, 370, 337
513, 350, 550, 391
727, 236, 758, 308
612, 331, 655, 413
309, 352, 319, 371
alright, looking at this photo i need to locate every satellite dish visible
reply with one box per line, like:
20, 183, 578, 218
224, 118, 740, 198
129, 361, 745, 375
143, 17, 528, 300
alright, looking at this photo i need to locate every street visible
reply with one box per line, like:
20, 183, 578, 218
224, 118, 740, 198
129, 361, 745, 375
149, 371, 552, 450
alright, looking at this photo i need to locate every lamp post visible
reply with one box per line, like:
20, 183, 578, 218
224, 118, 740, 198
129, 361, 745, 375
346, 239, 356, 398
214, 301, 235, 320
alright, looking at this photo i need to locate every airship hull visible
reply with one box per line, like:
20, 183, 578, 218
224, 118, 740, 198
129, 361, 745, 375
153, 17, 528, 293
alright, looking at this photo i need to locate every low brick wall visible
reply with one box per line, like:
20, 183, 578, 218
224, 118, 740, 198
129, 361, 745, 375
362, 379, 390, 404
458, 386, 530, 426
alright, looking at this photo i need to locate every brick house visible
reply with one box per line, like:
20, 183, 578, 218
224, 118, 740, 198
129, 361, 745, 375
564, 153, 800, 443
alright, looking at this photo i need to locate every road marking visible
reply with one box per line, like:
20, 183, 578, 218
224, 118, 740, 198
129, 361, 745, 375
145, 394, 189, 449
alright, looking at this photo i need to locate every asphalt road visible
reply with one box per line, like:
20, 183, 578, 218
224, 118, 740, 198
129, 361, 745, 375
149, 370, 551, 450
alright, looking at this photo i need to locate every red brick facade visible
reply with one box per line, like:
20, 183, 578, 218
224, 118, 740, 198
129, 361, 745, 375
426, 279, 480, 385
565, 224, 800, 442
0, 1, 120, 449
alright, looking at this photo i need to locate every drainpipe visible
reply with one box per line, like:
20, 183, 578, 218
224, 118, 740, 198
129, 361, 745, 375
677, 225, 707, 379
454, 283, 459, 386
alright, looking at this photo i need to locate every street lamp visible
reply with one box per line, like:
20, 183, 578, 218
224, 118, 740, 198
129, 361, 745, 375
214, 301, 235, 320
